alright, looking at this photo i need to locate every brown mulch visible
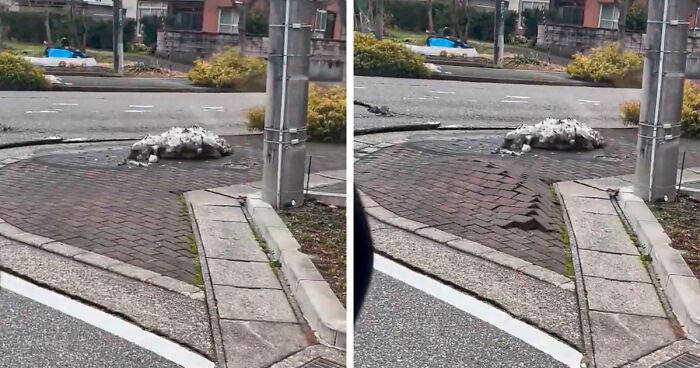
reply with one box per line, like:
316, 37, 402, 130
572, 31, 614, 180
279, 199, 346, 306
652, 195, 700, 279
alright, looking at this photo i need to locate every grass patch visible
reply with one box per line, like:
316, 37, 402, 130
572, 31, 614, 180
560, 224, 574, 279
385, 28, 427, 46
2, 40, 144, 64
178, 195, 204, 288
651, 195, 700, 278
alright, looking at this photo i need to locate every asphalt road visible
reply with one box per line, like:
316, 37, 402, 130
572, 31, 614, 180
0, 288, 181, 368
0, 91, 265, 145
354, 76, 640, 130
355, 271, 570, 368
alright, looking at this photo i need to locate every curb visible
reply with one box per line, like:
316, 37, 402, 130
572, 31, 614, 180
0, 136, 140, 150
356, 190, 575, 291
0, 218, 204, 300
306, 191, 346, 207
49, 85, 250, 93
617, 187, 700, 341
354, 122, 441, 136
355, 72, 608, 88
245, 193, 347, 349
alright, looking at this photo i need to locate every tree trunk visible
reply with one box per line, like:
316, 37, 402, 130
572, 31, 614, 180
427, 0, 434, 34
375, 0, 384, 40
450, 0, 458, 37
68, 0, 80, 48
617, 0, 631, 48
44, 10, 52, 44
238, 0, 247, 55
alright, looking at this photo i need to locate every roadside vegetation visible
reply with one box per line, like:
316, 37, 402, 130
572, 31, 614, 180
354, 33, 429, 78
620, 81, 700, 138
0, 52, 48, 90
652, 195, 700, 279
188, 48, 266, 90
245, 85, 346, 143
566, 43, 643, 86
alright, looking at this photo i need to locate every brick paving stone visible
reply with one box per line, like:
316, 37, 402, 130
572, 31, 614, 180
0, 135, 345, 284
356, 129, 700, 275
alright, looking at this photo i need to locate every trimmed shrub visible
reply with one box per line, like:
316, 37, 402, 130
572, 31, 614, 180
619, 82, 700, 138
0, 52, 48, 90
566, 43, 643, 85
354, 32, 429, 78
188, 48, 266, 90
244, 86, 346, 143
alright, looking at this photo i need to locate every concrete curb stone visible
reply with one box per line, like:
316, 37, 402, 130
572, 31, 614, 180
616, 181, 700, 341
244, 193, 347, 349
356, 189, 574, 290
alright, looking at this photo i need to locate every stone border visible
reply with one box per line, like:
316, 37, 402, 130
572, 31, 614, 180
356, 190, 575, 291
306, 191, 346, 207
245, 191, 347, 349
0, 218, 204, 299
617, 186, 700, 341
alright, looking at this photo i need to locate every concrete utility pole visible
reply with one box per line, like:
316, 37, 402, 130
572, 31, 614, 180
112, 0, 124, 75
493, 0, 504, 66
261, 0, 311, 208
634, 0, 690, 202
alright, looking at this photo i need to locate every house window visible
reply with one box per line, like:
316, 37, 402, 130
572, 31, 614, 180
599, 3, 620, 29
314, 9, 327, 32
218, 7, 239, 34
136, 1, 167, 34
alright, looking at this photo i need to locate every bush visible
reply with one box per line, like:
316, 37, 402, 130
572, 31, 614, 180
566, 43, 643, 85
188, 48, 266, 89
626, 5, 647, 33
619, 82, 700, 138
464, 7, 517, 42
522, 8, 545, 40
246, 10, 269, 35
0, 52, 48, 90
140, 15, 161, 48
354, 32, 429, 78
244, 86, 346, 143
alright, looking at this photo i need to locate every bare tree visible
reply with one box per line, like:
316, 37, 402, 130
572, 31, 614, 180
616, 0, 632, 48
68, 0, 81, 47
427, 0, 434, 34
374, 0, 383, 39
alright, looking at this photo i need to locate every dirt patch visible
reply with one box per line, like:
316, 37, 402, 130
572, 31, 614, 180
652, 195, 700, 279
279, 199, 346, 306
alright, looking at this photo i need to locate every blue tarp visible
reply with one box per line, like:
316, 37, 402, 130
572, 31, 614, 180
47, 49, 75, 58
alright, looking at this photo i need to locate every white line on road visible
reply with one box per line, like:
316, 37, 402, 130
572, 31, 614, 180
129, 105, 154, 108
0, 272, 214, 368
500, 100, 529, 103
52, 103, 79, 106
373, 254, 583, 368
578, 99, 600, 103
429, 90, 456, 94
506, 96, 531, 99
201, 106, 224, 110
355, 86, 366, 89
26, 110, 59, 113
124, 110, 150, 113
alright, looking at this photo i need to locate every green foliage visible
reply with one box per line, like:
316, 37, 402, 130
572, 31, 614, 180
187, 47, 266, 89
140, 15, 161, 48
354, 32, 429, 78
384, 0, 451, 32
246, 10, 269, 35
625, 5, 647, 32
566, 43, 643, 85
0, 52, 48, 90
619, 82, 700, 138
0, 12, 136, 50
522, 8, 545, 40
464, 7, 518, 42
245, 86, 346, 143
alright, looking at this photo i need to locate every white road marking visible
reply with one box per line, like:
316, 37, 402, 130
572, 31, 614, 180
578, 99, 600, 103
201, 106, 224, 110
52, 103, 79, 106
355, 86, 366, 89
26, 110, 59, 113
500, 100, 529, 103
429, 90, 456, 94
124, 110, 149, 113
373, 254, 583, 368
506, 95, 530, 99
0, 272, 214, 368
129, 105, 154, 108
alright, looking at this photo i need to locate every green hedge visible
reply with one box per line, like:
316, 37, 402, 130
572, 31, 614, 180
188, 47, 266, 90
0, 52, 48, 90
620, 82, 700, 138
0, 12, 136, 50
354, 32, 429, 78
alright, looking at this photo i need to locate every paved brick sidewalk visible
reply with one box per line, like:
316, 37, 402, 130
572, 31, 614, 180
0, 135, 345, 283
355, 129, 700, 274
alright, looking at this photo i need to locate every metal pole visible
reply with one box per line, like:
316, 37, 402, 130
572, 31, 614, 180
261, 0, 311, 208
112, 0, 124, 75
494, 0, 504, 66
634, 0, 690, 202
678, 151, 686, 193
305, 156, 312, 195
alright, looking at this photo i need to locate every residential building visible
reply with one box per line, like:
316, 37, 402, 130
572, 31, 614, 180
550, 0, 698, 29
